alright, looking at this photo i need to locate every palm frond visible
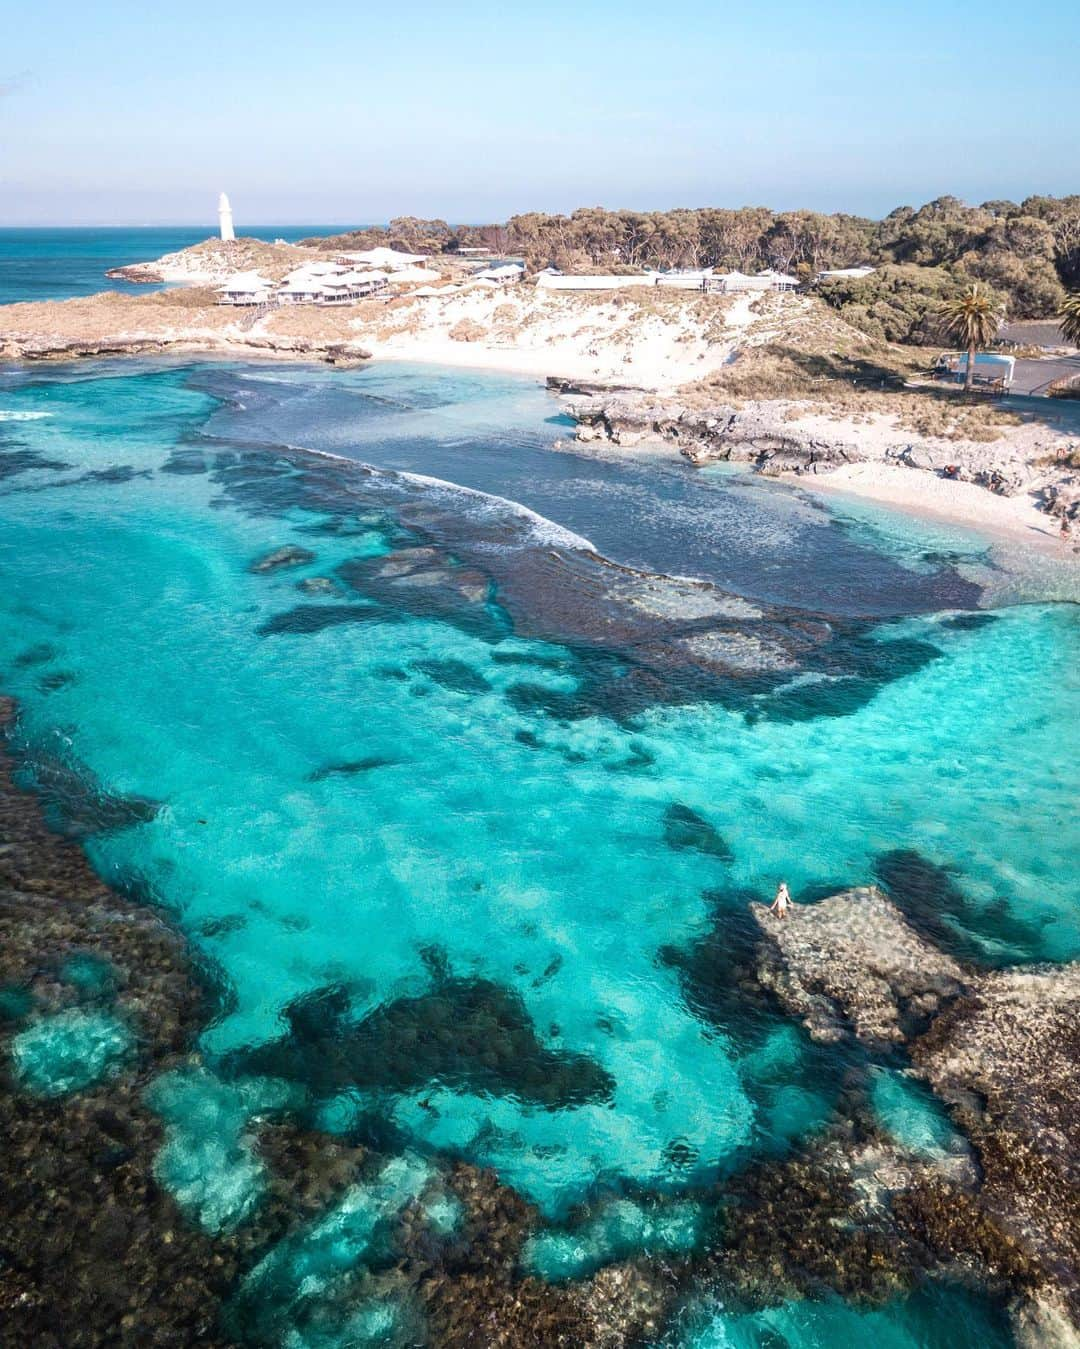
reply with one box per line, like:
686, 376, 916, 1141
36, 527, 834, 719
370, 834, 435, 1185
937, 283, 1004, 349
1061, 292, 1080, 348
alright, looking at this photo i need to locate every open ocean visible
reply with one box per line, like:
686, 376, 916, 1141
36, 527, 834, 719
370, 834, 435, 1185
1, 242, 1077, 1345
0, 225, 350, 304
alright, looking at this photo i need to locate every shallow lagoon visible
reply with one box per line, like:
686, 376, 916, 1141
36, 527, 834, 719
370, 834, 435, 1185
2, 358, 1077, 1343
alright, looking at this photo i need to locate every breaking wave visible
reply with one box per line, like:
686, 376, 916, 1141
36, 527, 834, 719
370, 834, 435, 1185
394, 469, 597, 553
290, 441, 597, 555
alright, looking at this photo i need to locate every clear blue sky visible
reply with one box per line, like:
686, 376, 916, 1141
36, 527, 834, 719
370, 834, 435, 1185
2, 0, 1077, 225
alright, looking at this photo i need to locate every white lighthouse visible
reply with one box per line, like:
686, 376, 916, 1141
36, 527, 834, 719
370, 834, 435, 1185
218, 192, 235, 242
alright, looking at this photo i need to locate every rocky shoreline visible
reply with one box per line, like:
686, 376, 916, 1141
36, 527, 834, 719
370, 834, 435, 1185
1, 331, 374, 367
556, 381, 1080, 534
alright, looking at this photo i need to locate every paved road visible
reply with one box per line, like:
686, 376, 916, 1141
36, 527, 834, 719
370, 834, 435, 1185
999, 319, 1067, 347
1011, 354, 1080, 396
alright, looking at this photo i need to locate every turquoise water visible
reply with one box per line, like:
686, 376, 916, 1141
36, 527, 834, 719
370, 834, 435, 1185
666, 1284, 1013, 1348
2, 358, 1077, 1343
10, 1008, 133, 1096
0, 226, 350, 304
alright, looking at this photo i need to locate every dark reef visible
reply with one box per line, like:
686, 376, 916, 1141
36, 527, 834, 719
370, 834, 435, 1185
224, 977, 615, 1110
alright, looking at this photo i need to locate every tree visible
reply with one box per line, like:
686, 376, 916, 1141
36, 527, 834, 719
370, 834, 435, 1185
937, 283, 1004, 391
1061, 292, 1080, 348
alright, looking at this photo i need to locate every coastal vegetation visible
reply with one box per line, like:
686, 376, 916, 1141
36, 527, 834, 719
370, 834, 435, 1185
1061, 291, 1080, 347
936, 284, 1006, 392
302, 194, 1080, 338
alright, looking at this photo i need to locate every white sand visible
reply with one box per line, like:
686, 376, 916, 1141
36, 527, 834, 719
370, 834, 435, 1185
351, 287, 762, 390
794, 461, 1068, 553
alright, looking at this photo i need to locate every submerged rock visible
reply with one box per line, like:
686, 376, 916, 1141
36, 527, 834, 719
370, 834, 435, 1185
874, 847, 1043, 964
0, 697, 238, 1344
296, 574, 342, 596
257, 602, 398, 636
249, 544, 316, 574
412, 657, 491, 695
338, 546, 494, 636
750, 885, 966, 1049
17, 747, 161, 839
226, 977, 615, 1110
662, 803, 733, 860
304, 756, 398, 782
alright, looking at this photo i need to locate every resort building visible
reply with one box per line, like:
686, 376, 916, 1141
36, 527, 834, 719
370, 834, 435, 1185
337, 247, 430, 272
713, 270, 800, 293
535, 273, 652, 291
651, 268, 716, 290
215, 263, 391, 307
216, 271, 274, 305
276, 266, 389, 305
817, 266, 876, 282
471, 263, 523, 287
473, 263, 525, 286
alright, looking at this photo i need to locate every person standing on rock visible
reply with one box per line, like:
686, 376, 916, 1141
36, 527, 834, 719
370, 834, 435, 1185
769, 881, 793, 919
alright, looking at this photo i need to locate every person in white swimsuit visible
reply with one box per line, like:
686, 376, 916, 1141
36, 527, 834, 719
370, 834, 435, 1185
769, 881, 793, 918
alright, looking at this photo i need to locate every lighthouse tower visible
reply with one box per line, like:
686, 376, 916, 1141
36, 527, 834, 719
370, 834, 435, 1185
218, 192, 235, 242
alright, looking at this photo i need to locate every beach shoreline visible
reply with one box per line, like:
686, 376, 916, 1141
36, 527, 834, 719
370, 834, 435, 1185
3, 281, 1079, 562
783, 460, 1073, 556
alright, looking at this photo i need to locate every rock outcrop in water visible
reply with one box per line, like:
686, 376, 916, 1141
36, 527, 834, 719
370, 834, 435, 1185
910, 962, 1080, 1327
248, 544, 316, 573
750, 886, 967, 1049
568, 392, 865, 476
748, 882, 1080, 1339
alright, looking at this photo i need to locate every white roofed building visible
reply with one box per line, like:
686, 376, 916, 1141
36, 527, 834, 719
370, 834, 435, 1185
320, 270, 389, 303
714, 270, 800, 293
472, 263, 525, 286
817, 266, 876, 281
535, 273, 651, 291
276, 265, 389, 305
652, 268, 715, 290
383, 265, 444, 284
216, 271, 274, 305
337, 247, 430, 271
756, 269, 800, 291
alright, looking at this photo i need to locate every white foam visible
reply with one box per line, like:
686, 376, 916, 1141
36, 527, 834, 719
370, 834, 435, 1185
285, 441, 597, 554
394, 468, 597, 553
0, 410, 54, 421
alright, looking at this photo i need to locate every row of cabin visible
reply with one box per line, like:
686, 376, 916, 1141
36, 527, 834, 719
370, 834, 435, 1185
534, 267, 802, 293
535, 265, 876, 294
217, 266, 390, 307
217, 248, 443, 307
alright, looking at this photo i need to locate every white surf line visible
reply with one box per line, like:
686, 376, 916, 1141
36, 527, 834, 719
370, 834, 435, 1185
280, 440, 599, 555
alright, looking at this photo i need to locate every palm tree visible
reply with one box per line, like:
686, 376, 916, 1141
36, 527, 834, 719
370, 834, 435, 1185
938, 284, 1004, 392
1060, 291, 1080, 348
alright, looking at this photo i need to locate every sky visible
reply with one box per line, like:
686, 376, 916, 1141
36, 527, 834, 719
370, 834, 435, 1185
1, 0, 1078, 226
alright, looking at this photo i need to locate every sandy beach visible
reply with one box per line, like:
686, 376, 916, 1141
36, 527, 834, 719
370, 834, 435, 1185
3, 279, 1079, 561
